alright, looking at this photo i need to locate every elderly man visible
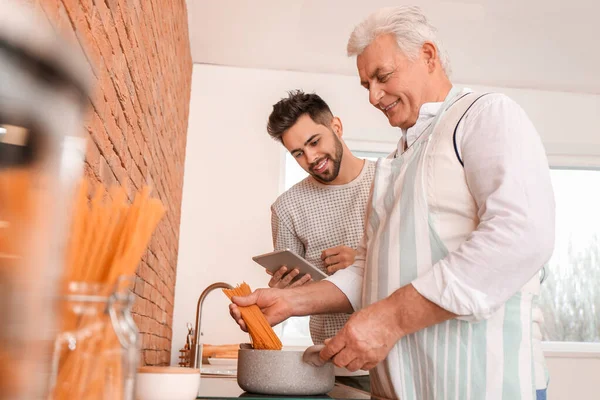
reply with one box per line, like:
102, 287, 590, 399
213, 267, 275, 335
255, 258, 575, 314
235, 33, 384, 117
231, 6, 554, 400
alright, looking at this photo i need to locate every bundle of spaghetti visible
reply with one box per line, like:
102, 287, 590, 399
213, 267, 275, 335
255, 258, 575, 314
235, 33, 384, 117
0, 168, 34, 400
51, 179, 165, 400
222, 283, 282, 350
63, 182, 164, 287
0, 168, 33, 268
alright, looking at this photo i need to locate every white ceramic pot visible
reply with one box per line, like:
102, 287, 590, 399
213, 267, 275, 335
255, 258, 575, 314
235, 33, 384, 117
136, 366, 200, 400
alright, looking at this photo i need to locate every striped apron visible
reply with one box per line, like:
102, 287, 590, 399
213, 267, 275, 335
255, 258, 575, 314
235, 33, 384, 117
363, 88, 545, 400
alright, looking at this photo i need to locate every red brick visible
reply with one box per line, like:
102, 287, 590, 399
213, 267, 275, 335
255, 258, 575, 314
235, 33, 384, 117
144, 350, 157, 365
139, 316, 150, 334
152, 287, 161, 305
143, 279, 152, 300
159, 351, 169, 366
134, 278, 145, 297
85, 132, 102, 177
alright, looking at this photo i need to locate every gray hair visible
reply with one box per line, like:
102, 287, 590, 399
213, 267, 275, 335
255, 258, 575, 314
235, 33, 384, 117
347, 6, 452, 76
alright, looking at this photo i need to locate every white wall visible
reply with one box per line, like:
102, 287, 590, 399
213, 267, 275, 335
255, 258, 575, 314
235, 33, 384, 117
172, 64, 600, 397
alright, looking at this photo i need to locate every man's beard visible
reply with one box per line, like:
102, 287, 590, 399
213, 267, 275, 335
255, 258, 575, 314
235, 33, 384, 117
309, 134, 343, 183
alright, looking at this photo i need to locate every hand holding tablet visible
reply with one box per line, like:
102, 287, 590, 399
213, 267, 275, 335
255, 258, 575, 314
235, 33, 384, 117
252, 249, 327, 286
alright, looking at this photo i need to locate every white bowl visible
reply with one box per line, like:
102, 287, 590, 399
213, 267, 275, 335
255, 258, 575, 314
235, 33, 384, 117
136, 366, 200, 400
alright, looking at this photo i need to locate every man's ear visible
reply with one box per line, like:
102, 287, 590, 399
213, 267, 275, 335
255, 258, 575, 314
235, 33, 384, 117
422, 41, 438, 73
331, 116, 343, 138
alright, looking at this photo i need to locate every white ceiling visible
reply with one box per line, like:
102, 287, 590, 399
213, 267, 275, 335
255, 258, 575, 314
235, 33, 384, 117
187, 0, 599, 94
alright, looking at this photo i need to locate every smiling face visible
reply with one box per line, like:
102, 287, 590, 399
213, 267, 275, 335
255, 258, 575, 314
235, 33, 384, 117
357, 33, 436, 130
281, 114, 344, 184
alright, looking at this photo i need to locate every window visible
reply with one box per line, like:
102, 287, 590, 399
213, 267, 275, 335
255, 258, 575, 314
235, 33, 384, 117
540, 169, 600, 343
283, 151, 308, 190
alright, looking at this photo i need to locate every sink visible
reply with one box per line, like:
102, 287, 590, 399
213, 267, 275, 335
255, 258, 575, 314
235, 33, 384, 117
201, 364, 236, 377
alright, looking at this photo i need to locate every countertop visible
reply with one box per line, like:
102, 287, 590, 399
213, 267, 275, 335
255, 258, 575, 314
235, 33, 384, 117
196, 375, 371, 400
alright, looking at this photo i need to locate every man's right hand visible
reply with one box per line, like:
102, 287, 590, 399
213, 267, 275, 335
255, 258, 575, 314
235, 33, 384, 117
228, 287, 293, 332
267, 265, 312, 289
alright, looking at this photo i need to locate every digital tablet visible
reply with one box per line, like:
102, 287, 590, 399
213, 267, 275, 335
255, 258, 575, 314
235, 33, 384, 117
252, 249, 328, 282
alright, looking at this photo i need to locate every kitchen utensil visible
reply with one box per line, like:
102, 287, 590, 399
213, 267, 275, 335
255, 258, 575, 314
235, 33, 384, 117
136, 366, 200, 400
178, 323, 194, 367
186, 322, 194, 349
237, 343, 334, 396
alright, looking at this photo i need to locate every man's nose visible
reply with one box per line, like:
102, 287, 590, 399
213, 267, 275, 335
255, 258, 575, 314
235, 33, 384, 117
304, 147, 319, 165
369, 85, 383, 107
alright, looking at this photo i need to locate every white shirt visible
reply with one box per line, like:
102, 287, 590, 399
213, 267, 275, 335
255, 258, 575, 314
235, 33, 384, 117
328, 91, 555, 321
401, 101, 443, 151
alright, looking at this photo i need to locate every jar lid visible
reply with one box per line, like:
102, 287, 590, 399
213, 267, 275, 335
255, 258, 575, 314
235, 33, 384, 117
138, 366, 200, 374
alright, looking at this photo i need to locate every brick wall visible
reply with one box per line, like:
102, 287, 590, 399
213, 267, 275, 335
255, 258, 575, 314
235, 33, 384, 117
32, 0, 193, 365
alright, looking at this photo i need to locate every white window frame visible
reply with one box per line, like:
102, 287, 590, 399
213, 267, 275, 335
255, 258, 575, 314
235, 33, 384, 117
541, 164, 600, 357
544, 142, 600, 170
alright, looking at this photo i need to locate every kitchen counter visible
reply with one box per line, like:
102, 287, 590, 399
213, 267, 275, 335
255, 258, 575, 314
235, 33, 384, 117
196, 376, 371, 400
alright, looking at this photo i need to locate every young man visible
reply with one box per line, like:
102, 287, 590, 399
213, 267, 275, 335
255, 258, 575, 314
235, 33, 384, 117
265, 90, 375, 391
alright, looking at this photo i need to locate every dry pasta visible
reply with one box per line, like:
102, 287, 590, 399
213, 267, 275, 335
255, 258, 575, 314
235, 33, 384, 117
51, 179, 165, 400
223, 283, 282, 350
64, 182, 164, 286
0, 168, 34, 265
0, 168, 35, 399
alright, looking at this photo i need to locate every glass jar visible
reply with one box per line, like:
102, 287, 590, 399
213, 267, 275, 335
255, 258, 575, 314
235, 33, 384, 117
48, 278, 140, 400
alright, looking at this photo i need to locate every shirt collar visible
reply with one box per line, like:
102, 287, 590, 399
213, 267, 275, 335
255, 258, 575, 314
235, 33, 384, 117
399, 88, 472, 152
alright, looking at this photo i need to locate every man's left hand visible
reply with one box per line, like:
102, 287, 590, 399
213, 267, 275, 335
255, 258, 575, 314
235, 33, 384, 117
321, 245, 356, 274
319, 297, 403, 371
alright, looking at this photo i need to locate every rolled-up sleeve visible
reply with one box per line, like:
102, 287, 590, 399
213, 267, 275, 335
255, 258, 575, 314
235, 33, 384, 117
325, 233, 366, 312
412, 94, 555, 321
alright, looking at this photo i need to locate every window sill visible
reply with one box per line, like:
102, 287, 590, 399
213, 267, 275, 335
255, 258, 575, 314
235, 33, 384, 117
542, 341, 600, 358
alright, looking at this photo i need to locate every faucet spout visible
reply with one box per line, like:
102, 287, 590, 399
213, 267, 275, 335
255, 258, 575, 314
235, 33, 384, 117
191, 282, 233, 368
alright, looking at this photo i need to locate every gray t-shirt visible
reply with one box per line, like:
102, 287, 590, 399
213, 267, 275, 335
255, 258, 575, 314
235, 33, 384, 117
270, 160, 376, 344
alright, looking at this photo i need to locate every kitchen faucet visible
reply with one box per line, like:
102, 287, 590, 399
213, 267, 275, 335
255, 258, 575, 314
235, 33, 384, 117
190, 282, 233, 368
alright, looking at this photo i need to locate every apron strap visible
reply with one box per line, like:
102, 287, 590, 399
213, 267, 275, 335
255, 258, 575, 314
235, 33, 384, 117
450, 93, 493, 167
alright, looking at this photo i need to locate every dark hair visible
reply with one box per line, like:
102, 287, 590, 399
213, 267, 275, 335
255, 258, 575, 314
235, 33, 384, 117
267, 90, 334, 142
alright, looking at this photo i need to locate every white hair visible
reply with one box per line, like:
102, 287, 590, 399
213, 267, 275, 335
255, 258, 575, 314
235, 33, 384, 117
347, 6, 452, 76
